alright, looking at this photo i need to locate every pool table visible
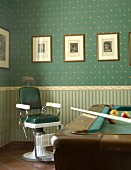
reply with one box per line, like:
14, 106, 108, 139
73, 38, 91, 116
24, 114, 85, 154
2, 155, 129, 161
52, 105, 131, 170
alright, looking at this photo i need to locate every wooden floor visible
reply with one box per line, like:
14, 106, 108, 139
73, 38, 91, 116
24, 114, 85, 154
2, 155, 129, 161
0, 146, 55, 170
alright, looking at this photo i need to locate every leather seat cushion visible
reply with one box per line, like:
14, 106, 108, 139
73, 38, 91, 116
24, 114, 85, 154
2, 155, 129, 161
22, 114, 59, 124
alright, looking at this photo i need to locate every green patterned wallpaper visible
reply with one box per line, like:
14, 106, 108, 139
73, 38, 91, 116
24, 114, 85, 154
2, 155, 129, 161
1, 0, 131, 86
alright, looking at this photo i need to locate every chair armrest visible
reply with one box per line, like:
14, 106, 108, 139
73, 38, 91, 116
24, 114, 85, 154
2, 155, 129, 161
46, 102, 61, 108
16, 104, 30, 110
42, 102, 61, 116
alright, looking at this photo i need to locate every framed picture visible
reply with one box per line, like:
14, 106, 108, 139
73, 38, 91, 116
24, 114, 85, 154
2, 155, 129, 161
0, 27, 9, 68
129, 32, 131, 65
96, 33, 119, 61
32, 35, 52, 62
64, 34, 85, 62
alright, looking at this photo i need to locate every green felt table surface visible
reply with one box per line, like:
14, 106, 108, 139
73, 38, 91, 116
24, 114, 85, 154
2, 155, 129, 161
100, 110, 131, 134
88, 106, 131, 134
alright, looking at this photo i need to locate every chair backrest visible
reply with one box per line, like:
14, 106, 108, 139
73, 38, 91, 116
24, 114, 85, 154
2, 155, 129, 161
19, 87, 42, 109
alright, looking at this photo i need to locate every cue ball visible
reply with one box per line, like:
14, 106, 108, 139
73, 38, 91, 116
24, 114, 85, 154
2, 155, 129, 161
107, 109, 118, 124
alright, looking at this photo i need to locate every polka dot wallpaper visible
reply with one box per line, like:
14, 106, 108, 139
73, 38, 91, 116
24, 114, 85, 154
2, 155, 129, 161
1, 0, 131, 86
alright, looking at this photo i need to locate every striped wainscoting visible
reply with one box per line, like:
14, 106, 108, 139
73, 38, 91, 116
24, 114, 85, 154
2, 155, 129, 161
0, 86, 131, 147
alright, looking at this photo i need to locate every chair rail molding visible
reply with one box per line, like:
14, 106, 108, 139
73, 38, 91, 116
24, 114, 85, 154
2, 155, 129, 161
0, 86, 131, 91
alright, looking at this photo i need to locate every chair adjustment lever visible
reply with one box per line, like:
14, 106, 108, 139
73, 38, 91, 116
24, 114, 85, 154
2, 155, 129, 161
23, 126, 27, 138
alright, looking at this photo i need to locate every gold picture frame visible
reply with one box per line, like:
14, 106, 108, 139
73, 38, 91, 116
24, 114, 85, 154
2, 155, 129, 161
64, 34, 85, 62
96, 33, 119, 61
0, 27, 9, 68
129, 32, 131, 65
32, 35, 52, 62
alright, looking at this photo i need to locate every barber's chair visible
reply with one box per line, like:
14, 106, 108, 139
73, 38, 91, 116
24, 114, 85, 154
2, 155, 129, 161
16, 87, 61, 162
